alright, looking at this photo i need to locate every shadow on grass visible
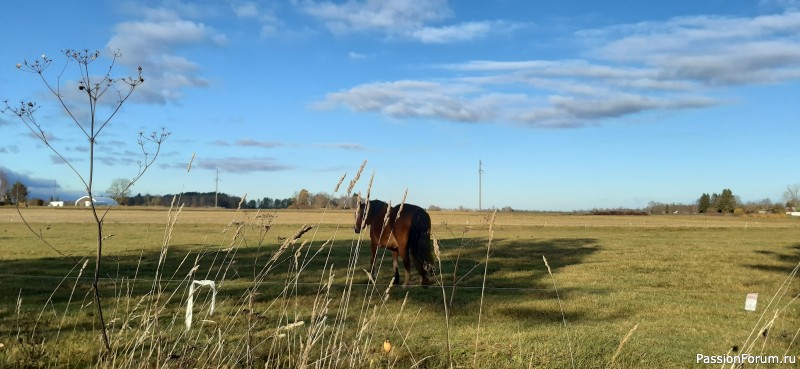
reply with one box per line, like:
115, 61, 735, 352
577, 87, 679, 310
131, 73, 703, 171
0, 233, 609, 339
747, 243, 800, 274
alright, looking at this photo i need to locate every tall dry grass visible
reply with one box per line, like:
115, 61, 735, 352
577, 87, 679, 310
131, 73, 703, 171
7, 161, 482, 368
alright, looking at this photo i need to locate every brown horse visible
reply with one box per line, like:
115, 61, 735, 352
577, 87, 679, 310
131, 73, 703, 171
354, 199, 433, 287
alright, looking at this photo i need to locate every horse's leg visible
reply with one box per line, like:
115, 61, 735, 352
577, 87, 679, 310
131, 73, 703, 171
401, 245, 411, 287
392, 251, 400, 285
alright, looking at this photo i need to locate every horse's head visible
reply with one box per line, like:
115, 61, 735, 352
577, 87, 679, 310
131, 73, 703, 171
354, 200, 366, 233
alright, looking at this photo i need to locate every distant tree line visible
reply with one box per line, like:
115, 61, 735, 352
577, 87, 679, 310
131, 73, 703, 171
126, 192, 296, 209
123, 189, 360, 210
287, 189, 358, 209
646, 202, 698, 214
590, 208, 649, 216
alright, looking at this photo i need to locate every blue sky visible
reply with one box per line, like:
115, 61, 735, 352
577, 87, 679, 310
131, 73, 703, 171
1, 0, 799, 211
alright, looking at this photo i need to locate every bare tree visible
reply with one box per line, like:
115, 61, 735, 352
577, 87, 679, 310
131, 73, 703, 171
3, 49, 168, 351
784, 184, 800, 209
0, 170, 8, 204
311, 192, 331, 208
107, 177, 132, 205
294, 188, 311, 209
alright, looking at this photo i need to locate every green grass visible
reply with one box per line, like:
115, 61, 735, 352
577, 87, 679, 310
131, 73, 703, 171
0, 207, 799, 368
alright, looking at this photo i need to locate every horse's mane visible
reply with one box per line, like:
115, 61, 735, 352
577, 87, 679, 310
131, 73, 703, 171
366, 199, 388, 223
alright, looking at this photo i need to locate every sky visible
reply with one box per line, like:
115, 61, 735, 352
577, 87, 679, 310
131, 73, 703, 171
1, 0, 799, 211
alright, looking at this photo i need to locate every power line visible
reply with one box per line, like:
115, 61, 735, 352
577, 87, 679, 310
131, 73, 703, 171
214, 168, 221, 208
478, 160, 483, 211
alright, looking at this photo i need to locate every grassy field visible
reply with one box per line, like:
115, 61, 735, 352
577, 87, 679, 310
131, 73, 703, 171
1, 206, 799, 368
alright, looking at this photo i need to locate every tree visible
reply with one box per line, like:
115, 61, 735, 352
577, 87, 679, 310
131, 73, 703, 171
717, 189, 736, 213
107, 178, 132, 205
0, 170, 8, 204
710, 193, 719, 212
784, 184, 800, 209
294, 189, 311, 209
9, 181, 28, 204
697, 193, 711, 213
311, 192, 330, 208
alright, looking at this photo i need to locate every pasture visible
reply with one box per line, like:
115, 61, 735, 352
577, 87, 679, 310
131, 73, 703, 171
1, 206, 799, 368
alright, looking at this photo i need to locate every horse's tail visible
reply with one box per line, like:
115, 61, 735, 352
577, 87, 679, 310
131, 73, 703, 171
409, 208, 434, 287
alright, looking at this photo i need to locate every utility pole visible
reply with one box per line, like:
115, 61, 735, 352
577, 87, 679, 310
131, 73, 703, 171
214, 168, 220, 208
478, 160, 483, 211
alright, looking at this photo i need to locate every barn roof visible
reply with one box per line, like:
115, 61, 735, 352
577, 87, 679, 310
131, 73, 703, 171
74, 196, 119, 206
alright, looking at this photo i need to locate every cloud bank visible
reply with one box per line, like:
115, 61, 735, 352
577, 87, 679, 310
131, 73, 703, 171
317, 11, 800, 127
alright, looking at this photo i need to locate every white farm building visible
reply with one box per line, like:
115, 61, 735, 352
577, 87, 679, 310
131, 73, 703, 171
74, 196, 119, 207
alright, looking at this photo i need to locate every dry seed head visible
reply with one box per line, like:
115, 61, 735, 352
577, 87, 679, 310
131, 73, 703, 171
609, 323, 639, 365
347, 160, 367, 194
278, 321, 305, 332
382, 200, 392, 228
396, 188, 408, 222
543, 255, 553, 276
363, 269, 376, 285
383, 279, 394, 302
365, 171, 374, 200
187, 153, 195, 173
334, 172, 346, 193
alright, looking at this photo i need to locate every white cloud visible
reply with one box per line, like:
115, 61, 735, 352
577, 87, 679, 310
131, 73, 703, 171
587, 11, 800, 86
409, 21, 492, 43
318, 80, 496, 122
349, 51, 367, 59
230, 2, 283, 38
300, 0, 495, 43
318, 77, 716, 127
106, 11, 226, 104
302, 0, 450, 32
197, 157, 291, 173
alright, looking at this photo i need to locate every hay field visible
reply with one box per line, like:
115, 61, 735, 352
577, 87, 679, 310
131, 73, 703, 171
1, 206, 799, 368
